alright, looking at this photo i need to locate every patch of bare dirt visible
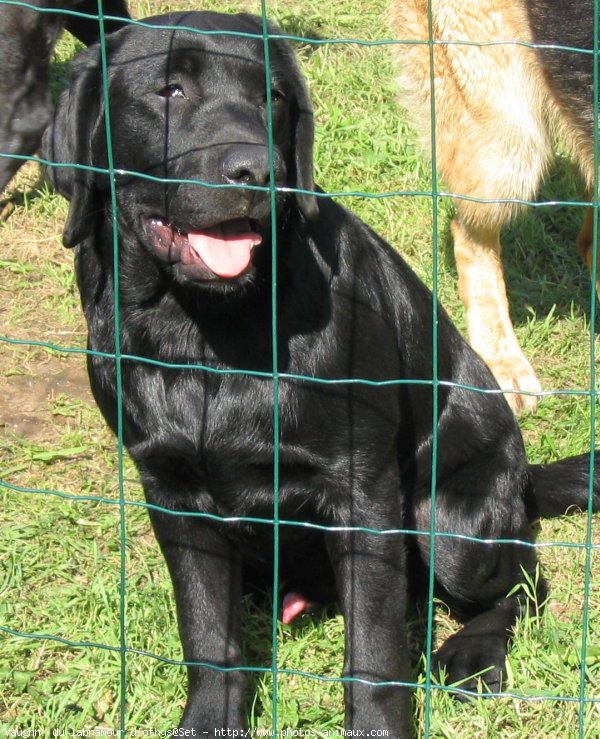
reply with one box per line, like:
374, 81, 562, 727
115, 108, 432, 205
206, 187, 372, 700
1, 163, 93, 443
0, 353, 93, 439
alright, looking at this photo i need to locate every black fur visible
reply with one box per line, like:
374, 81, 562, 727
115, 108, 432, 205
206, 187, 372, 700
42, 12, 599, 735
527, 0, 595, 141
0, 0, 129, 193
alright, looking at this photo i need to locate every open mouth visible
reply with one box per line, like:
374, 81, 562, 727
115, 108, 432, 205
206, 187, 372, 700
143, 217, 263, 279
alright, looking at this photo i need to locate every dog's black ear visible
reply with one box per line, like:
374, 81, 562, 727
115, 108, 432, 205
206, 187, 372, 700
291, 81, 319, 221
275, 41, 318, 221
42, 45, 105, 248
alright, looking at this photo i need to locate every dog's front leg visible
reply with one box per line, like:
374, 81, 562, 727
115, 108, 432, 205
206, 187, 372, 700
148, 508, 245, 734
327, 522, 411, 738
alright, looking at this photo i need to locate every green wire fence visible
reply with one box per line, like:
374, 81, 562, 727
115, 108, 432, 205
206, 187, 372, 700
0, 0, 598, 735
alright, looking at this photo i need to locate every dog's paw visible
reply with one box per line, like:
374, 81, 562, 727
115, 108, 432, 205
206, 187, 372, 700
431, 632, 508, 700
485, 353, 542, 414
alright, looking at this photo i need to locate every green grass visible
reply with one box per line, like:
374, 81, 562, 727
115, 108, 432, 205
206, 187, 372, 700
0, 0, 599, 736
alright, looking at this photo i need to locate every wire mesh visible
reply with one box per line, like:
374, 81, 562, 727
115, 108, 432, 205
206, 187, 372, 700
0, 0, 598, 736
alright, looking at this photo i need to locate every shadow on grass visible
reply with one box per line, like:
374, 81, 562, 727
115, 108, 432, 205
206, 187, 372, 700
437, 157, 597, 328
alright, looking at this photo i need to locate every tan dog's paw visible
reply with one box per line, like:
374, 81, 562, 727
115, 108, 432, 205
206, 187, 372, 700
486, 353, 542, 413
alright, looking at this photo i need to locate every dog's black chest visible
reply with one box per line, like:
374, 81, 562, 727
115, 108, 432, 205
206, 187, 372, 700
85, 298, 401, 528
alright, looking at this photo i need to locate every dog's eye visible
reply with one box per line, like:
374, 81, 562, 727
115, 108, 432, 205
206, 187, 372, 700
157, 83, 186, 99
269, 88, 286, 103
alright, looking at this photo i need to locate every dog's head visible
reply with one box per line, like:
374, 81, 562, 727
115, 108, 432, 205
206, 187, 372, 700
42, 11, 318, 288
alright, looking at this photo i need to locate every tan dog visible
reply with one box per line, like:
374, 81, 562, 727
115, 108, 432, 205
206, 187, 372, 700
391, 0, 597, 412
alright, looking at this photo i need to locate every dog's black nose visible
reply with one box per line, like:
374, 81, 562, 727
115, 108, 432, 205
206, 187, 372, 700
221, 145, 284, 186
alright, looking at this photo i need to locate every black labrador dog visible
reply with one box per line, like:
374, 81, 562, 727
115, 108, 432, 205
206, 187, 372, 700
0, 0, 129, 194
42, 11, 599, 735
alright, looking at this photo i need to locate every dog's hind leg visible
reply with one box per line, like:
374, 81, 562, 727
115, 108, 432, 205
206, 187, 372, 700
425, 523, 546, 695
412, 455, 547, 695
436, 31, 552, 413
392, 0, 553, 412
452, 216, 543, 413
430, 581, 543, 696
576, 206, 600, 295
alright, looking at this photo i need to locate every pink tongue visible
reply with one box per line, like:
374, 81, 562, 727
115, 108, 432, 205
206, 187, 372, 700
281, 592, 311, 624
187, 221, 262, 278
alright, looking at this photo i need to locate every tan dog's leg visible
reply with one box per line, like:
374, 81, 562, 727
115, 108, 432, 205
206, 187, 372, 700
577, 207, 600, 295
453, 218, 541, 411
392, 0, 552, 412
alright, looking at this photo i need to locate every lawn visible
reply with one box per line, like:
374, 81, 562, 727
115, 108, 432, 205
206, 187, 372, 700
0, 0, 598, 736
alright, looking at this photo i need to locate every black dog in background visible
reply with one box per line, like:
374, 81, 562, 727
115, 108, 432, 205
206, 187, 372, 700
42, 11, 599, 736
0, 0, 129, 193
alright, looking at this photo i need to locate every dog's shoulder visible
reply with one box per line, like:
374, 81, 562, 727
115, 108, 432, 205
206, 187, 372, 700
310, 195, 440, 330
